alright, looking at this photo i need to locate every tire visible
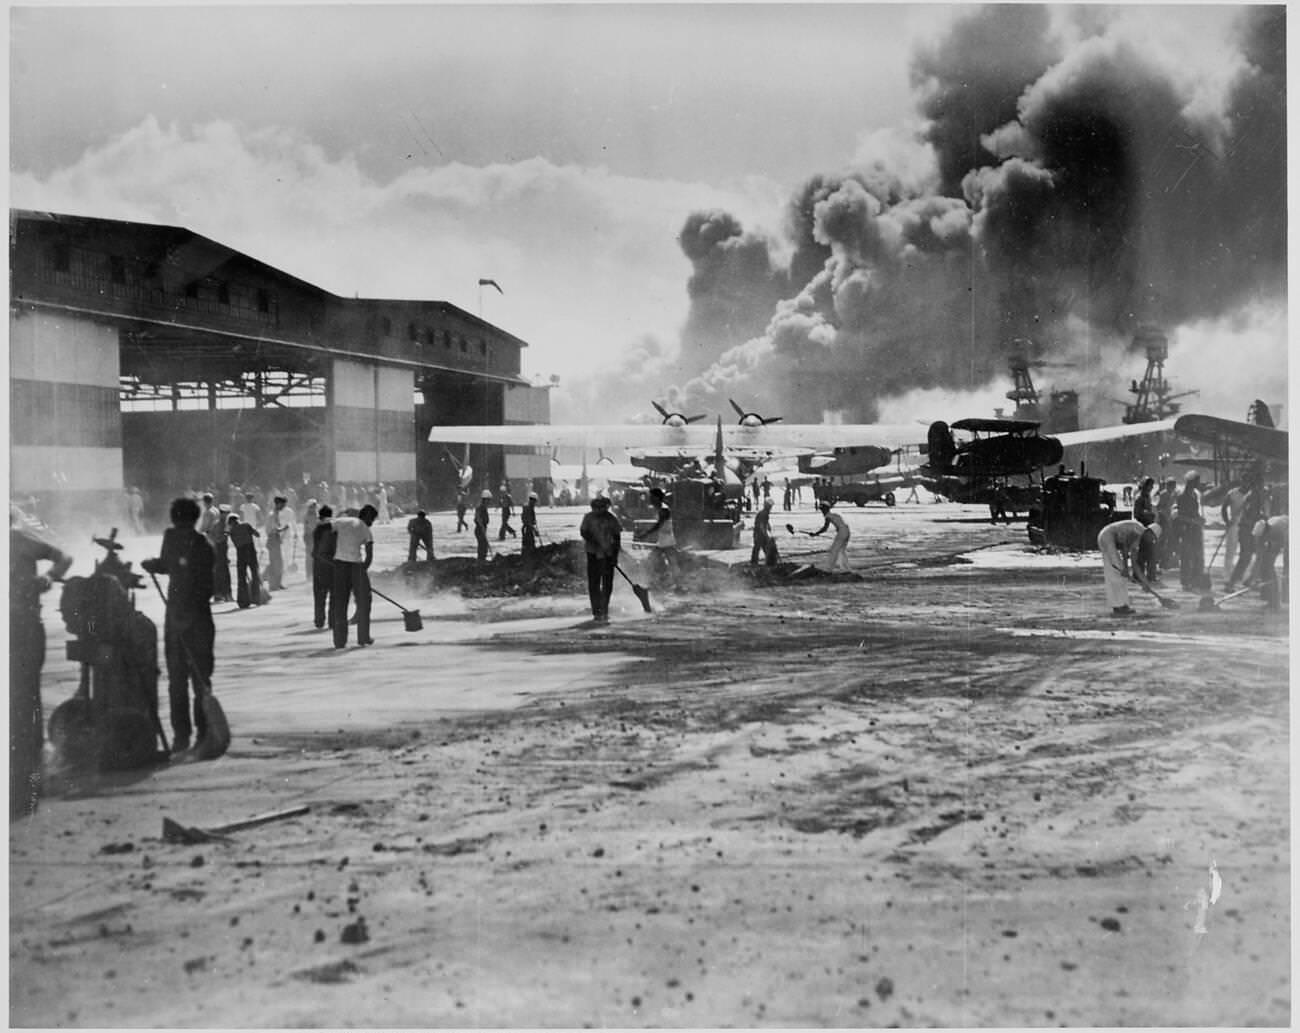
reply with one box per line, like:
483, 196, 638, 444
885, 493, 896, 507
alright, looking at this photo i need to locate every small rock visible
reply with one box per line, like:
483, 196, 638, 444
314, 929, 326, 943
875, 977, 894, 1001
1100, 917, 1122, 932
340, 918, 370, 945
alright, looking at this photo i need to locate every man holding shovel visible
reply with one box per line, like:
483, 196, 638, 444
1097, 518, 1162, 616
331, 503, 377, 648
142, 497, 215, 754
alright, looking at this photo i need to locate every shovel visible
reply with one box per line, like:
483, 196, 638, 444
614, 564, 653, 613
371, 586, 423, 631
148, 571, 231, 759
1198, 579, 1274, 611
785, 523, 817, 538
162, 805, 311, 845
1109, 563, 1179, 610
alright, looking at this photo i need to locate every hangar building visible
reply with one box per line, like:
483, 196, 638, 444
9, 209, 549, 524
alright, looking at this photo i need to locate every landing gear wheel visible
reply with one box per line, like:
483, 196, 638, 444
885, 493, 896, 507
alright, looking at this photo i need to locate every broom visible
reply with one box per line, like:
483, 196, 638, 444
614, 564, 653, 613
148, 571, 231, 759
1108, 563, 1179, 610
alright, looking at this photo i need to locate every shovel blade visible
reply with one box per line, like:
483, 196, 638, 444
632, 584, 653, 613
193, 692, 231, 761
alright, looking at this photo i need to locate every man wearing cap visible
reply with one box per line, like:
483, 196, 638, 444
521, 491, 540, 559
1175, 471, 1206, 590
474, 490, 492, 563
1097, 518, 1161, 616
311, 504, 336, 630
751, 498, 779, 566
407, 509, 434, 564
579, 495, 622, 623
265, 495, 294, 591
497, 485, 517, 541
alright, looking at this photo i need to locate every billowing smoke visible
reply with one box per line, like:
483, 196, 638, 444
664, 4, 1286, 426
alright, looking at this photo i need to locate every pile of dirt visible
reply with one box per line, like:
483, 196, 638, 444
379, 542, 589, 599
375, 546, 866, 601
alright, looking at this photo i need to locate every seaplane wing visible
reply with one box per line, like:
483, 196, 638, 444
1173, 413, 1288, 464
429, 421, 927, 454
1052, 418, 1178, 448
429, 424, 701, 451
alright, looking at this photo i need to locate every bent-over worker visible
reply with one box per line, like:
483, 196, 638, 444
406, 509, 434, 564
1097, 518, 1161, 616
811, 502, 853, 573
751, 498, 779, 566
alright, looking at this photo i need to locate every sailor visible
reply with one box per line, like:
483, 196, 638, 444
474, 490, 492, 562
142, 497, 216, 754
521, 492, 540, 558
227, 513, 263, 608
265, 495, 293, 591
636, 486, 677, 582
331, 504, 377, 648
207, 504, 233, 602
407, 509, 434, 564
1097, 518, 1161, 616
498, 485, 517, 540
579, 495, 622, 623
455, 491, 469, 533
1175, 472, 1206, 590
1253, 514, 1289, 610
751, 498, 779, 567
811, 501, 853, 573
10, 507, 73, 817
311, 504, 336, 630
1219, 481, 1248, 581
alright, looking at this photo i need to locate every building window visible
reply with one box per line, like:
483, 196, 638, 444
381, 315, 392, 336
477, 338, 486, 355
408, 322, 418, 342
53, 242, 71, 273
109, 255, 126, 285
185, 282, 199, 299
218, 282, 230, 305
257, 288, 271, 314
459, 336, 467, 353
424, 327, 436, 346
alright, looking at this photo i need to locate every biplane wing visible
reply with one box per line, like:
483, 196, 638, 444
1173, 414, 1289, 465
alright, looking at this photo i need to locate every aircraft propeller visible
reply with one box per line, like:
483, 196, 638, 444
652, 401, 707, 427
729, 399, 783, 427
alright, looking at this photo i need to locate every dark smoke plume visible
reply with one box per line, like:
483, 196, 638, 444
662, 4, 1285, 425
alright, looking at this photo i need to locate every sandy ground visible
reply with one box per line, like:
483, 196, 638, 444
9, 501, 1291, 1028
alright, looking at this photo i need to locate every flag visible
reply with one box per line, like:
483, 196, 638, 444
478, 278, 504, 294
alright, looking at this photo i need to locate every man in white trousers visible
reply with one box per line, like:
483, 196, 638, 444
1097, 519, 1161, 616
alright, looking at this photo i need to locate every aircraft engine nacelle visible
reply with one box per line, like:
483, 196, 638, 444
797, 444, 893, 477
925, 421, 957, 471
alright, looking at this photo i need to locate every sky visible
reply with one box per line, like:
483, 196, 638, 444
9, 3, 1289, 427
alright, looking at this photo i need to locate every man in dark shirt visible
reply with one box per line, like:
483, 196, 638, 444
312, 504, 336, 630
143, 497, 215, 754
406, 509, 434, 564
10, 509, 73, 817
521, 492, 539, 558
498, 486, 517, 540
579, 495, 622, 623
227, 514, 262, 609
474, 490, 492, 562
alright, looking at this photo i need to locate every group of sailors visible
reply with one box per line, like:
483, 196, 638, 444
1103, 467, 1288, 614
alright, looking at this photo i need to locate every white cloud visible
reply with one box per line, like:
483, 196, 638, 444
10, 117, 786, 391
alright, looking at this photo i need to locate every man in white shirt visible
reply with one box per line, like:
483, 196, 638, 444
265, 495, 294, 591
331, 504, 377, 648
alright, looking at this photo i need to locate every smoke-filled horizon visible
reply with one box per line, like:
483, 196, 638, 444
566, 5, 1286, 429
